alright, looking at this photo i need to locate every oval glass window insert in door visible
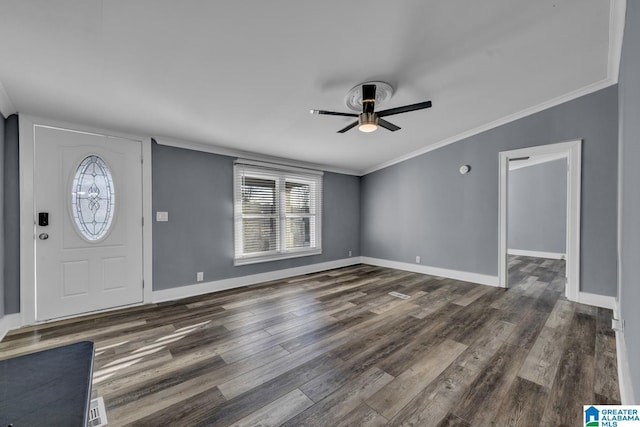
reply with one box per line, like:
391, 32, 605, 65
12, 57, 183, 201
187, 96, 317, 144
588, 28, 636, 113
71, 155, 116, 241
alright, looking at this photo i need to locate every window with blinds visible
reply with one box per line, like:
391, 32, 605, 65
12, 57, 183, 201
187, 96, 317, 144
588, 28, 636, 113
234, 160, 322, 265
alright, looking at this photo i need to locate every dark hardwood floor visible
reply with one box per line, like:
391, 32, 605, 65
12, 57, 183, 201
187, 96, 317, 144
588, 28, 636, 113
0, 256, 620, 426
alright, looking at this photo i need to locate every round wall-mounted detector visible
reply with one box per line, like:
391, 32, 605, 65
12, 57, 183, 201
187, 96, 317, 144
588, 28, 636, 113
459, 165, 471, 175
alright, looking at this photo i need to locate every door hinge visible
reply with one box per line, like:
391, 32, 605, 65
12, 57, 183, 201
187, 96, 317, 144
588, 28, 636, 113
141, 154, 144, 164
142, 217, 144, 226
612, 318, 624, 332
142, 280, 145, 289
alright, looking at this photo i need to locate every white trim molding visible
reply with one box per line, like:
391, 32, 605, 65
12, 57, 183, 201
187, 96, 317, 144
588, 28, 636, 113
152, 258, 361, 303
155, 137, 359, 176
507, 249, 566, 260
18, 115, 37, 324
235, 158, 324, 176
360, 257, 500, 287
0, 313, 22, 342
363, 1, 625, 177
609, 0, 627, 81
576, 292, 616, 310
18, 114, 153, 326
362, 81, 613, 175
142, 138, 154, 304
0, 78, 16, 118
615, 329, 636, 404
499, 140, 581, 303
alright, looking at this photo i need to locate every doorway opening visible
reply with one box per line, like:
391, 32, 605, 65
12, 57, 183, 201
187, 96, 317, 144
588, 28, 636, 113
19, 116, 153, 325
498, 140, 581, 302
507, 154, 567, 295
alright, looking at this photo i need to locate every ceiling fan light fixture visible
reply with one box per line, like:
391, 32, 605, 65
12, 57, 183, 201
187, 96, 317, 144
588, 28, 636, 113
312, 83, 431, 133
359, 123, 378, 132
358, 112, 378, 133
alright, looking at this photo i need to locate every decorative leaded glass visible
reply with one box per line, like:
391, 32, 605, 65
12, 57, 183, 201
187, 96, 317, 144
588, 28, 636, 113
71, 155, 115, 241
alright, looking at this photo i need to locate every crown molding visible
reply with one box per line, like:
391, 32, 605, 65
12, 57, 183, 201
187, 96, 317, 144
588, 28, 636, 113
608, 0, 627, 82
361, 78, 616, 175
0, 78, 17, 118
360, 1, 626, 176
155, 136, 360, 176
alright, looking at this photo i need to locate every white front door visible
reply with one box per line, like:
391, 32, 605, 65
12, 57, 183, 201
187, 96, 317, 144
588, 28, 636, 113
34, 125, 143, 321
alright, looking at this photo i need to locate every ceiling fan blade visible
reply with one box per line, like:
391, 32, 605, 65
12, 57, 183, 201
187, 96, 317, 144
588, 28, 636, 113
377, 101, 432, 117
337, 121, 358, 133
362, 84, 376, 114
310, 109, 358, 117
378, 118, 401, 132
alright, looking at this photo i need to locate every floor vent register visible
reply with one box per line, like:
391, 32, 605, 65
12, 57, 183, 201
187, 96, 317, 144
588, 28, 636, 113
88, 396, 108, 427
388, 291, 411, 300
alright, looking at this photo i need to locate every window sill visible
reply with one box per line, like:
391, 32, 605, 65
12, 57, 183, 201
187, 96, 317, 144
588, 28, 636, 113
234, 248, 322, 266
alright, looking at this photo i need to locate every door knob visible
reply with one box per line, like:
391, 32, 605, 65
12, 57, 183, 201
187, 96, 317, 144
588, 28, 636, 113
38, 233, 49, 240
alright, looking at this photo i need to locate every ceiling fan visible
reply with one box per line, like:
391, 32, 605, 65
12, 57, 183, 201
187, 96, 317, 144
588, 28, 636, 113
310, 82, 432, 133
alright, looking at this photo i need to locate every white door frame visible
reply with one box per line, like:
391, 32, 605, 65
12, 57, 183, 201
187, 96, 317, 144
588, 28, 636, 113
498, 139, 581, 301
18, 115, 153, 325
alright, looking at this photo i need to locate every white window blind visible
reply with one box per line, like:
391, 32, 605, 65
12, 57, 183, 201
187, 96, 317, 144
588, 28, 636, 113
234, 160, 322, 265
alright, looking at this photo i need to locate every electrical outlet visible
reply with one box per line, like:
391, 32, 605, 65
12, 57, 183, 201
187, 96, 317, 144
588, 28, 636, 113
415, 256, 421, 264
348, 250, 352, 257
197, 272, 204, 282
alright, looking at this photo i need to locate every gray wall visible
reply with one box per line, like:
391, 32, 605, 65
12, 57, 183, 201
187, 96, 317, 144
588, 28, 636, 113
618, 0, 640, 402
1, 114, 20, 317
152, 142, 361, 291
361, 85, 618, 296
508, 159, 567, 254
0, 113, 5, 319
3, 115, 19, 314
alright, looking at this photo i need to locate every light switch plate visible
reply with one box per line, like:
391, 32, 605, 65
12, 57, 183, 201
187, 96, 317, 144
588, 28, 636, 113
156, 211, 169, 222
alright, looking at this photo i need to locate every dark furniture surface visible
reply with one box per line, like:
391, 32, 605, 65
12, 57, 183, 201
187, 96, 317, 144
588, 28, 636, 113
0, 340, 95, 427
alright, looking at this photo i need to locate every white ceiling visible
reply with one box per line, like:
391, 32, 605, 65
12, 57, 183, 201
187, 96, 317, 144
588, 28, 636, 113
0, 1, 622, 175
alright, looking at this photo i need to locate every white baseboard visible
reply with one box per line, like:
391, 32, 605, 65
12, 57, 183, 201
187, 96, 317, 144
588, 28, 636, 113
360, 257, 500, 287
1, 258, 363, 332
615, 328, 637, 404
0, 313, 22, 342
576, 292, 616, 310
152, 257, 362, 303
508, 249, 566, 260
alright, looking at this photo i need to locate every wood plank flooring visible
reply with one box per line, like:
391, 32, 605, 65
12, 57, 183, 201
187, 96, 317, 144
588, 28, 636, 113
0, 256, 620, 426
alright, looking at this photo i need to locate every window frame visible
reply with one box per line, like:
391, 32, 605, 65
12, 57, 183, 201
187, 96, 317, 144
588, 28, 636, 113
233, 160, 322, 265
70, 154, 117, 243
